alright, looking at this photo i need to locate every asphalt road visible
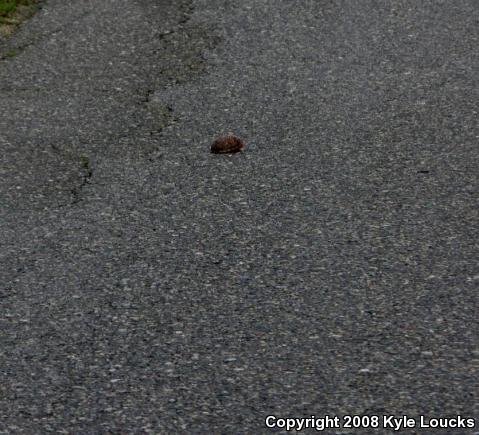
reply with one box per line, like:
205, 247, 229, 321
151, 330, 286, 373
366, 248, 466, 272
1, 0, 478, 433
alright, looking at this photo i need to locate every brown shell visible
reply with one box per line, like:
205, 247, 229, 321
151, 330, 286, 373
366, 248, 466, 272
210, 135, 245, 154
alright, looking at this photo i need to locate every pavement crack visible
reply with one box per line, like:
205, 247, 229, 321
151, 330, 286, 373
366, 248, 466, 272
70, 155, 93, 205
140, 89, 154, 104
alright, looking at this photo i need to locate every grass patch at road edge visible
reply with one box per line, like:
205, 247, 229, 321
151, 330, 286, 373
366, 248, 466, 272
0, 0, 39, 37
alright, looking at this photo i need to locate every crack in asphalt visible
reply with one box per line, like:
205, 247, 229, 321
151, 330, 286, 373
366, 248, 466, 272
70, 155, 93, 205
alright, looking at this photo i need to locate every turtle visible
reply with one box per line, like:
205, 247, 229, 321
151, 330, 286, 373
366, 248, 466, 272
210, 135, 247, 154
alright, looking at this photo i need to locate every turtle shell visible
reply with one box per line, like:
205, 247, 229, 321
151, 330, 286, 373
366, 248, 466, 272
210, 135, 246, 154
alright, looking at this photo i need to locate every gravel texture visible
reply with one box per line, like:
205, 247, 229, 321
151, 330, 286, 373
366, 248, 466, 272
0, 0, 478, 433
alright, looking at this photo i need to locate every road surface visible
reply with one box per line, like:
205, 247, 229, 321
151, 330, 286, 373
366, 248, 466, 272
1, 0, 478, 433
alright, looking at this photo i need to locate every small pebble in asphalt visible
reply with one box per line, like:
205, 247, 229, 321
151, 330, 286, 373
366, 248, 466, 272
210, 135, 246, 154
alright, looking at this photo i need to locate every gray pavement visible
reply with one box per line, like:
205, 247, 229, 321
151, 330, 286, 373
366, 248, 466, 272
1, 0, 478, 433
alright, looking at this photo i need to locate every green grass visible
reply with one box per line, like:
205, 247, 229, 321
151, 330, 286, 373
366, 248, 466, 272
0, 0, 37, 25
0, 1, 17, 16
0, 0, 36, 17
